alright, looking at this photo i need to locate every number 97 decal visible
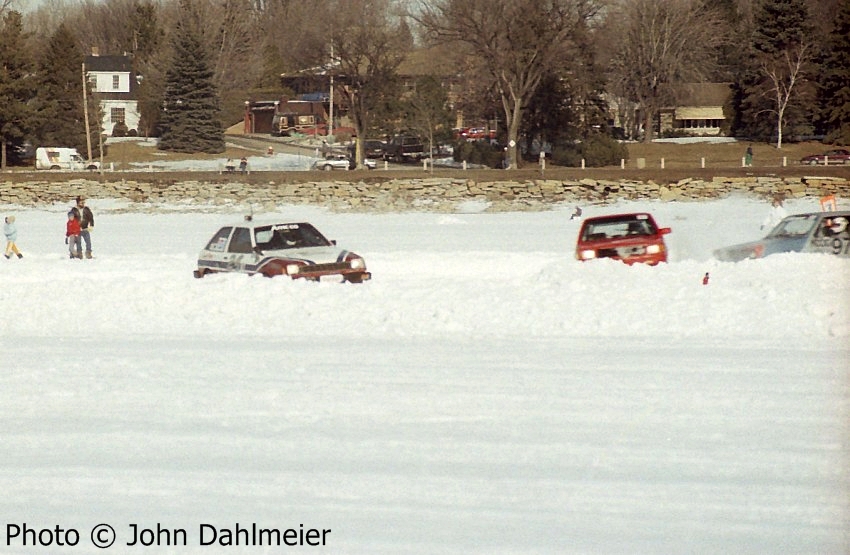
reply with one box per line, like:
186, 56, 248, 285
830, 238, 849, 255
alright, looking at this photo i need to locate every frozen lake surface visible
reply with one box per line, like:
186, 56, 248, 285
1, 196, 848, 553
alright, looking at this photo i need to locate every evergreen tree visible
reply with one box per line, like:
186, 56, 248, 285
0, 11, 35, 168
818, 0, 850, 144
131, 0, 166, 138
751, 0, 810, 55
30, 24, 101, 158
733, 0, 814, 143
158, 0, 224, 154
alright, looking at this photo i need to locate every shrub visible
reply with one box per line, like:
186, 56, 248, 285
112, 121, 129, 137
454, 140, 504, 168
550, 134, 628, 167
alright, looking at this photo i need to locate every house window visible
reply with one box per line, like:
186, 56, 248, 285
112, 75, 120, 89
111, 108, 125, 123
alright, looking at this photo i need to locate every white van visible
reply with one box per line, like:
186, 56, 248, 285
35, 147, 99, 170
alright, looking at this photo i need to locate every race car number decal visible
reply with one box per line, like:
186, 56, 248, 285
829, 238, 849, 255
810, 236, 850, 255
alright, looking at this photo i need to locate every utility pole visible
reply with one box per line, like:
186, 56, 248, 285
328, 43, 334, 140
81, 62, 93, 163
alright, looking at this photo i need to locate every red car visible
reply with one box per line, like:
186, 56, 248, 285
576, 213, 671, 265
799, 149, 850, 165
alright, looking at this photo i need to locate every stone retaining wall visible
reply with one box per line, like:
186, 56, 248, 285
1, 175, 847, 211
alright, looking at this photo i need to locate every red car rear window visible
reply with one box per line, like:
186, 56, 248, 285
580, 215, 658, 241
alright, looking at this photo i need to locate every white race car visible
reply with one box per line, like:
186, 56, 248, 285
194, 218, 371, 283
311, 154, 377, 171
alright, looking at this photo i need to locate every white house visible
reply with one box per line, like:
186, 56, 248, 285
84, 50, 141, 136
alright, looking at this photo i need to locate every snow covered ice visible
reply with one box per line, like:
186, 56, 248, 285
0, 195, 848, 554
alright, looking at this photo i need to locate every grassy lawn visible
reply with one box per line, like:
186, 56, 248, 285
100, 138, 836, 170
103, 139, 257, 170
624, 140, 832, 169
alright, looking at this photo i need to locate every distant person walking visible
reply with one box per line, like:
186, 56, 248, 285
71, 196, 95, 258
66, 210, 82, 259
4, 215, 23, 259
761, 196, 788, 231
745, 145, 754, 167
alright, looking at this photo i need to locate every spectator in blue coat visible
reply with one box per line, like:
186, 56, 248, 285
4, 215, 22, 259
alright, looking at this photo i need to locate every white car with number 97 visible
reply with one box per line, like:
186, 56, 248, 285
713, 211, 850, 261
194, 218, 371, 283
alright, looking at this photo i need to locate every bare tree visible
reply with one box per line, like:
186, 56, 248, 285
325, 0, 411, 168
402, 75, 453, 172
416, 0, 599, 168
608, 0, 726, 142
21, 0, 69, 46
259, 0, 327, 73
206, 0, 263, 91
759, 42, 809, 149
0, 0, 15, 17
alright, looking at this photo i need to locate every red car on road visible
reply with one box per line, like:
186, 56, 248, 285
576, 213, 671, 265
800, 149, 850, 165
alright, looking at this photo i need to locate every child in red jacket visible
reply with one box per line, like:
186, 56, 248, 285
66, 210, 82, 259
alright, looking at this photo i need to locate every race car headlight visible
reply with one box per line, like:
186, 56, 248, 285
286, 263, 301, 275
349, 257, 365, 269
579, 249, 596, 260
646, 244, 662, 254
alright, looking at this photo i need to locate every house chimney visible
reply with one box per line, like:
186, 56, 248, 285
91, 46, 99, 56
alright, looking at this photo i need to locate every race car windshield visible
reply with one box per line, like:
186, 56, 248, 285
254, 224, 331, 249
766, 215, 818, 238
582, 217, 657, 240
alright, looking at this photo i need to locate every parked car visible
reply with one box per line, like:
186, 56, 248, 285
576, 212, 671, 265
35, 147, 99, 170
458, 127, 496, 141
363, 140, 387, 159
312, 154, 376, 171
194, 219, 371, 283
714, 211, 850, 261
383, 135, 425, 162
799, 149, 850, 165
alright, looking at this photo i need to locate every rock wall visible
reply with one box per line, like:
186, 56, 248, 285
1, 175, 847, 211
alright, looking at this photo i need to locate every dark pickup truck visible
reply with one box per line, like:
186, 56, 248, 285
382, 135, 425, 163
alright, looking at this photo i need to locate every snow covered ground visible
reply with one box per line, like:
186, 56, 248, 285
1, 195, 848, 554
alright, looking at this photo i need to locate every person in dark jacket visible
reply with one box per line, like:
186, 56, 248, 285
71, 196, 95, 258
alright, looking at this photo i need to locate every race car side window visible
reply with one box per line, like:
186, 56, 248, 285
206, 227, 232, 252
228, 227, 253, 253
817, 216, 849, 237
298, 224, 332, 247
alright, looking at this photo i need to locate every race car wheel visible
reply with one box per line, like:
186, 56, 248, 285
322, 164, 333, 171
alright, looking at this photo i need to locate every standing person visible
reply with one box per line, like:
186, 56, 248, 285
71, 196, 95, 258
761, 196, 788, 231
239, 157, 248, 174
66, 210, 82, 259
745, 145, 754, 167
4, 216, 23, 259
